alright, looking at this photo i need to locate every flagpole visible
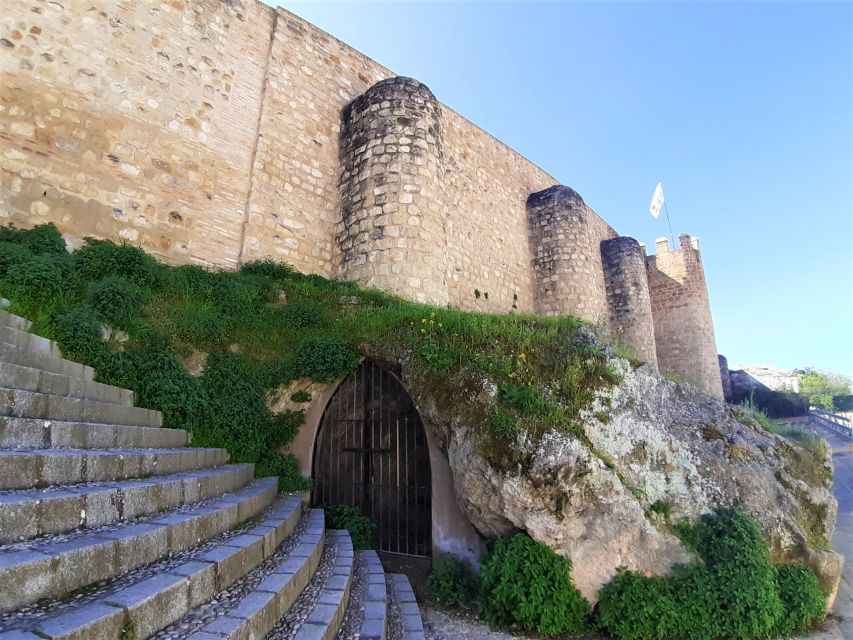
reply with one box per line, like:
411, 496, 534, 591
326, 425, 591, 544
663, 201, 675, 246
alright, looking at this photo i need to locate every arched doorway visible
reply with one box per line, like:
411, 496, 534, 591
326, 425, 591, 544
312, 360, 432, 557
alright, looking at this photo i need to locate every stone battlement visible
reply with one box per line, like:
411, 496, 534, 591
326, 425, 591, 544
0, 0, 722, 397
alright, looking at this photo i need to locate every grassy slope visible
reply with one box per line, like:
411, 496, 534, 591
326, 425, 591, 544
0, 224, 619, 485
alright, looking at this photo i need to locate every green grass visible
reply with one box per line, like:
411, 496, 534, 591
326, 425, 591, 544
0, 224, 621, 478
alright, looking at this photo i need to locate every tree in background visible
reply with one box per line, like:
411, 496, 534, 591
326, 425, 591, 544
795, 368, 852, 411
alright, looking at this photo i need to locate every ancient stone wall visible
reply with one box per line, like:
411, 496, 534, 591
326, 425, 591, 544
1, 0, 723, 399
442, 111, 555, 314
527, 186, 617, 324
601, 237, 658, 367
647, 235, 723, 398
0, 0, 275, 267
239, 9, 388, 276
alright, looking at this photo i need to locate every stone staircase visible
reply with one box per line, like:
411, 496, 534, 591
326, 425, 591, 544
0, 310, 427, 640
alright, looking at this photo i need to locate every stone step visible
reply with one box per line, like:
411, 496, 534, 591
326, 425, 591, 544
0, 309, 32, 332
0, 446, 228, 490
0, 387, 162, 427
0, 361, 133, 406
290, 529, 355, 640
388, 574, 426, 640
0, 477, 278, 613
0, 323, 62, 359
0, 417, 188, 450
2, 495, 304, 640
161, 508, 326, 640
356, 550, 389, 640
0, 341, 94, 381
0, 463, 255, 543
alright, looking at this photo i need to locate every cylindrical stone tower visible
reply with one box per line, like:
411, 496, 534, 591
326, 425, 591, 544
601, 236, 658, 367
527, 185, 611, 323
337, 76, 448, 305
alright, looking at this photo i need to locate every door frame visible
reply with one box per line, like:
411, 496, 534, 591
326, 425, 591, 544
286, 359, 485, 565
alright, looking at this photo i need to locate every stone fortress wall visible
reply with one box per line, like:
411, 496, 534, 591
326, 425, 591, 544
0, 0, 723, 397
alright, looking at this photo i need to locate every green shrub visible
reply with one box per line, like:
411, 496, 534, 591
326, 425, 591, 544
212, 274, 267, 316
86, 276, 145, 330
490, 407, 518, 439
126, 349, 207, 432
175, 309, 228, 345
596, 570, 675, 640
292, 335, 359, 383
0, 242, 32, 279
648, 499, 673, 519
50, 307, 105, 363
18, 223, 67, 256
4, 255, 67, 305
133, 322, 172, 351
266, 410, 304, 449
290, 390, 311, 403
324, 504, 376, 550
665, 564, 720, 639
596, 509, 824, 640
92, 350, 139, 391
255, 453, 312, 492
773, 564, 826, 636
280, 301, 327, 329
255, 359, 296, 390
197, 352, 271, 462
478, 533, 590, 635
73, 238, 162, 287
499, 384, 546, 416
698, 508, 783, 639
240, 259, 296, 281
428, 555, 478, 607
165, 264, 218, 299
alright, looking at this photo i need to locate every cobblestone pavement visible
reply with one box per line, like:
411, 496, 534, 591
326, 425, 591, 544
335, 552, 366, 639
152, 509, 310, 639
422, 607, 528, 640
266, 532, 337, 639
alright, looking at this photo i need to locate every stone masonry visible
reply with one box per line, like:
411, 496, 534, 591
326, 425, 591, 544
0, 0, 723, 396
338, 77, 448, 305
601, 236, 658, 367
646, 235, 723, 398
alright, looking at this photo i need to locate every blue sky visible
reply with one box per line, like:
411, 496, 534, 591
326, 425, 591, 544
279, 1, 853, 379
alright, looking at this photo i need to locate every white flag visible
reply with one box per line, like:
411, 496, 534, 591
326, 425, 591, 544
649, 182, 665, 219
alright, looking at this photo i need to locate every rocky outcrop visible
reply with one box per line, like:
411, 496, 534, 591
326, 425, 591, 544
381, 347, 842, 605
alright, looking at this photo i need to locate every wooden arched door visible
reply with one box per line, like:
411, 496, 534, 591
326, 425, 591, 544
312, 360, 432, 557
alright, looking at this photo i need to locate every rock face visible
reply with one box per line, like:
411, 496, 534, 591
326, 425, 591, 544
389, 352, 842, 605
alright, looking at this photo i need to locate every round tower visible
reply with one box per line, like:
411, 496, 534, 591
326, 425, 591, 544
526, 185, 611, 323
600, 236, 658, 367
337, 77, 448, 305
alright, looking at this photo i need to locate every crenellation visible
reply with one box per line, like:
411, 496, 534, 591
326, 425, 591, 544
646, 235, 723, 398
1, 0, 723, 398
